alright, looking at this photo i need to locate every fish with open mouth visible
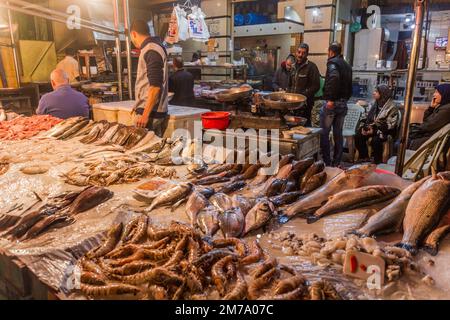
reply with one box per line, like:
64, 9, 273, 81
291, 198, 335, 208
197, 206, 220, 236
146, 183, 193, 212
218, 208, 245, 238
186, 190, 209, 227
307, 185, 401, 224
354, 177, 431, 237
398, 173, 450, 254
243, 200, 276, 236
283, 164, 377, 220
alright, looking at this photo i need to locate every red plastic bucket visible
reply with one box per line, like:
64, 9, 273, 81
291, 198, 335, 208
201, 112, 231, 130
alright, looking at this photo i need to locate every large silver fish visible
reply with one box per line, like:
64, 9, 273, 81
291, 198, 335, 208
146, 183, 193, 212
284, 164, 377, 220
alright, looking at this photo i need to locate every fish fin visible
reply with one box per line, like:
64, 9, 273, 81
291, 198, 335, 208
395, 243, 418, 255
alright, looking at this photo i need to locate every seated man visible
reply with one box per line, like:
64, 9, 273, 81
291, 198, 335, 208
408, 84, 450, 150
169, 57, 195, 107
37, 69, 90, 119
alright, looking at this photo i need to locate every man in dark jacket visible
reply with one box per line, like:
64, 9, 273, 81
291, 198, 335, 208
273, 55, 295, 92
288, 44, 321, 125
169, 57, 195, 106
408, 84, 450, 150
320, 42, 353, 167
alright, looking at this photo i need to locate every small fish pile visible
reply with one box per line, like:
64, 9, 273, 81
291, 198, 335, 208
0, 115, 63, 141
0, 161, 9, 176
76, 218, 340, 300
63, 158, 177, 187
0, 187, 113, 241
268, 232, 430, 287
355, 172, 450, 256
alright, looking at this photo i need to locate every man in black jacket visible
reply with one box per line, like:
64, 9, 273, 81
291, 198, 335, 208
288, 43, 321, 126
320, 42, 353, 167
169, 57, 195, 106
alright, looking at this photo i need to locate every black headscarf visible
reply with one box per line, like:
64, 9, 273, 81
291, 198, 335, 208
436, 84, 450, 106
368, 84, 392, 123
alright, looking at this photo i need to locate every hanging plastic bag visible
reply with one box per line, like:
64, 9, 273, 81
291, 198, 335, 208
177, 6, 189, 41
188, 6, 210, 42
165, 6, 179, 44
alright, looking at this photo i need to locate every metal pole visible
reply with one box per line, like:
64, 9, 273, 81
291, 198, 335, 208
123, 0, 133, 100
7, 1, 21, 87
113, 0, 123, 100
395, 0, 426, 176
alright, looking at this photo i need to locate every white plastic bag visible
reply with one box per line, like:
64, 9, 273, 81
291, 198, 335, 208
165, 5, 189, 44
165, 6, 179, 44
188, 6, 210, 42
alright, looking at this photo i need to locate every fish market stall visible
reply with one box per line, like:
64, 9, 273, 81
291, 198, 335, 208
0, 116, 449, 300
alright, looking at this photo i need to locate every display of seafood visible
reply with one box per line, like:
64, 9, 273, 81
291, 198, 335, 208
268, 231, 430, 294
75, 218, 341, 300
0, 115, 63, 140
0, 187, 113, 240
63, 158, 177, 187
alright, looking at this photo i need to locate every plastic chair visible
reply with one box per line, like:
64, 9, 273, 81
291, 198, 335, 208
342, 104, 365, 162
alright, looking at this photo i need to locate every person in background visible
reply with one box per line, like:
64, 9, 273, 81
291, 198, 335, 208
130, 20, 169, 138
355, 84, 399, 164
320, 42, 353, 167
189, 51, 202, 81
272, 54, 295, 92
169, 57, 195, 107
288, 43, 321, 126
36, 69, 89, 119
56, 48, 80, 83
408, 84, 450, 150
311, 77, 326, 128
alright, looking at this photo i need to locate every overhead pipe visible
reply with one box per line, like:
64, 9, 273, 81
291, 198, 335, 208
395, 0, 426, 176
113, 0, 123, 100
122, 0, 133, 100
0, 2, 117, 36
6, 0, 119, 34
6, 1, 21, 87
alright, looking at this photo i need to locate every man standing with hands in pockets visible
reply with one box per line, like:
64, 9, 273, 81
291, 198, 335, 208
131, 20, 169, 138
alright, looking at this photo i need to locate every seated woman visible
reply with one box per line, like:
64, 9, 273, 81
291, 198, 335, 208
355, 84, 399, 164
408, 84, 450, 151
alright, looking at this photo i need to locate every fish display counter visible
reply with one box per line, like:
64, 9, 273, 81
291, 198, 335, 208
0, 116, 449, 300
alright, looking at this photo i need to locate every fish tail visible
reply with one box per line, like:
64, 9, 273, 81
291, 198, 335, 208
422, 245, 438, 257
306, 215, 320, 224
395, 243, 418, 255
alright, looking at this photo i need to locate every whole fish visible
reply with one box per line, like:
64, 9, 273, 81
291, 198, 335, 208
69, 187, 114, 215
354, 177, 430, 237
46, 117, 84, 138
224, 164, 243, 178
423, 224, 450, 256
264, 179, 285, 197
4, 208, 47, 239
210, 193, 233, 212
197, 206, 220, 236
276, 164, 293, 180
124, 128, 148, 149
186, 190, 209, 227
243, 200, 276, 236
92, 121, 113, 143
291, 158, 315, 175
92, 123, 122, 145
300, 161, 325, 190
22, 214, 74, 240
398, 173, 450, 254
195, 172, 230, 186
284, 164, 377, 220
235, 164, 262, 181
231, 195, 256, 217
114, 126, 134, 146
129, 137, 165, 154
80, 122, 106, 144
59, 119, 90, 140
127, 132, 156, 153
146, 183, 193, 212
218, 208, 245, 238
307, 185, 401, 224
300, 171, 327, 194
270, 191, 303, 207
217, 180, 246, 194
278, 154, 295, 168
69, 120, 95, 139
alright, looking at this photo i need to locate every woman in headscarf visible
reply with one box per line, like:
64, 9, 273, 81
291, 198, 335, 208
355, 84, 399, 164
408, 84, 450, 150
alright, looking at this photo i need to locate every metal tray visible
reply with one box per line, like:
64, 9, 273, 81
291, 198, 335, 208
215, 85, 253, 102
262, 92, 307, 111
